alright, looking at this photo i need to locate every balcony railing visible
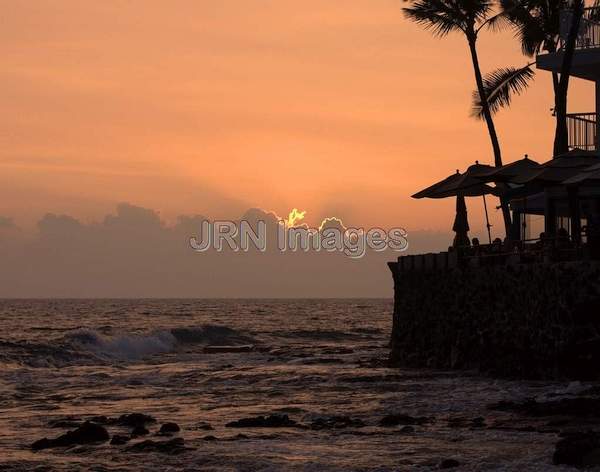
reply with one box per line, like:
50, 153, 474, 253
567, 112, 598, 151
560, 7, 600, 50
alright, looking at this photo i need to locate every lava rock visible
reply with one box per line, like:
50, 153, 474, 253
471, 417, 485, 428
226, 414, 296, 428
554, 431, 600, 467
379, 414, 430, 427
126, 437, 187, 455
440, 458, 460, 469
310, 416, 365, 430
89, 415, 110, 425
158, 423, 180, 435
110, 435, 131, 446
116, 413, 156, 427
448, 417, 485, 429
131, 425, 150, 437
31, 421, 109, 450
194, 422, 213, 431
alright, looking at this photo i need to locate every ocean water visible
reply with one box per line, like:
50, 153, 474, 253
0, 299, 581, 471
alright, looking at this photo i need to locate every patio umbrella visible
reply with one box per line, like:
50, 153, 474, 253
412, 163, 499, 199
476, 155, 541, 183
452, 194, 470, 248
563, 162, 600, 186
412, 162, 499, 244
511, 151, 600, 186
411, 170, 464, 199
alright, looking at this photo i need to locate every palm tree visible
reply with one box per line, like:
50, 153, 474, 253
483, 0, 588, 156
554, 0, 585, 155
403, 0, 514, 236
470, 0, 558, 121
470, 64, 535, 120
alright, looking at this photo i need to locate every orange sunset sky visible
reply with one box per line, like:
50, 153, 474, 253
0, 0, 595, 236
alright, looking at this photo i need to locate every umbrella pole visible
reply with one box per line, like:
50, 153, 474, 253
483, 194, 492, 244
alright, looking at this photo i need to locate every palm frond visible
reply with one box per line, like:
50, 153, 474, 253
500, 0, 547, 56
462, 0, 495, 20
483, 11, 513, 32
471, 65, 535, 118
403, 0, 465, 36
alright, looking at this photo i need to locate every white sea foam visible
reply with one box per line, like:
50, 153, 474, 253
63, 325, 256, 361
65, 329, 176, 360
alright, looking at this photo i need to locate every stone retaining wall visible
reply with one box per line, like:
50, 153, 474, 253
388, 261, 600, 378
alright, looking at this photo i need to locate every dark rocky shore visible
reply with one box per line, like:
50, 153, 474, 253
388, 260, 600, 379
30, 395, 600, 468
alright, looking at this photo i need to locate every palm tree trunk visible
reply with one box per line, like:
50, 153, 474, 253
466, 34, 513, 238
467, 37, 502, 167
554, 1, 584, 156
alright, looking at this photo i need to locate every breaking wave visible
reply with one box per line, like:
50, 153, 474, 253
64, 329, 176, 360
63, 325, 257, 361
0, 325, 258, 366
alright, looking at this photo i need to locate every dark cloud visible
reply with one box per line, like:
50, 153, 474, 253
0, 204, 452, 298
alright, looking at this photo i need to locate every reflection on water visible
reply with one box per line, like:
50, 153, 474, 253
0, 299, 578, 470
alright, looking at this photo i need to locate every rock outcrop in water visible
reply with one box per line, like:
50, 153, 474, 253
553, 431, 600, 467
309, 416, 365, 430
32, 421, 109, 450
379, 413, 430, 427
226, 414, 297, 428
158, 422, 180, 435
388, 261, 600, 379
110, 434, 131, 445
115, 413, 156, 427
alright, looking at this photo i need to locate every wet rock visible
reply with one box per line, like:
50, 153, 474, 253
158, 423, 180, 435
553, 431, 600, 467
310, 416, 365, 430
472, 417, 485, 428
193, 422, 213, 431
380, 414, 430, 427
31, 438, 54, 451
110, 435, 130, 446
131, 425, 150, 437
439, 458, 460, 469
126, 437, 187, 455
226, 414, 297, 428
89, 415, 110, 425
116, 413, 156, 427
31, 421, 109, 450
447, 417, 485, 429
400, 426, 414, 433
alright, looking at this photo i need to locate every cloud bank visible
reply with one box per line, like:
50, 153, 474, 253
0, 203, 452, 298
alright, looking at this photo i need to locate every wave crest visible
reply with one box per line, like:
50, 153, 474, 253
62, 325, 256, 361
65, 329, 176, 360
